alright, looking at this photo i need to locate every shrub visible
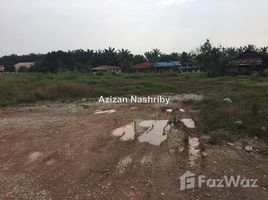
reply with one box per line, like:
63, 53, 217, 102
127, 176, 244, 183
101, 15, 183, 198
263, 68, 268, 77
250, 102, 259, 116
34, 89, 45, 100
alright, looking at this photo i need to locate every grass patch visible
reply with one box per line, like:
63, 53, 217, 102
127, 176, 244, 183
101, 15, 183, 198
196, 94, 268, 141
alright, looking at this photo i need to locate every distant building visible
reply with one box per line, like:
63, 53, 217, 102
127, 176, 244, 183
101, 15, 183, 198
91, 65, 121, 73
234, 53, 268, 74
14, 62, 35, 72
131, 62, 152, 72
0, 65, 4, 73
153, 61, 182, 73
180, 58, 199, 72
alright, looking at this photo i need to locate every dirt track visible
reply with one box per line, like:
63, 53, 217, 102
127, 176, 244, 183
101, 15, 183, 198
0, 97, 268, 200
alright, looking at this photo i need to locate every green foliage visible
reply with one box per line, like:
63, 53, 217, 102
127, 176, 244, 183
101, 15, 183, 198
196, 39, 233, 76
0, 72, 174, 106
1, 41, 267, 74
264, 68, 268, 77
144, 49, 161, 63
250, 102, 259, 116
169, 114, 178, 125
0, 53, 44, 72
34, 89, 45, 100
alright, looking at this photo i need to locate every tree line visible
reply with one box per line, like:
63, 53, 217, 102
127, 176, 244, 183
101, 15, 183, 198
0, 40, 267, 75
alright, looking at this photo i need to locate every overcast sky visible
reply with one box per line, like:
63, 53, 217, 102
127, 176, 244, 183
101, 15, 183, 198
0, 0, 268, 56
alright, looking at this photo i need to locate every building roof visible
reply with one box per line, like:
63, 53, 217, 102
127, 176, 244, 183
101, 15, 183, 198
14, 62, 35, 71
91, 65, 121, 70
154, 61, 181, 68
235, 58, 263, 66
0, 65, 4, 72
91, 66, 107, 71
99, 65, 121, 70
132, 62, 152, 70
169, 61, 181, 65
181, 58, 196, 64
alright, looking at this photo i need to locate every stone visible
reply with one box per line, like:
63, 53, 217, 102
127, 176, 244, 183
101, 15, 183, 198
223, 98, 232, 103
202, 152, 208, 157
227, 142, 235, 146
245, 145, 253, 152
234, 121, 242, 125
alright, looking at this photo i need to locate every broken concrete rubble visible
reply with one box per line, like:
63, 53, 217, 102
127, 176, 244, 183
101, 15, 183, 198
166, 128, 188, 155
112, 123, 135, 141
180, 119, 196, 129
93, 109, 116, 114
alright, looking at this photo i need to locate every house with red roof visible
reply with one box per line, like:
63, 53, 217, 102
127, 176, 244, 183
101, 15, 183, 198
131, 62, 152, 72
0, 65, 5, 73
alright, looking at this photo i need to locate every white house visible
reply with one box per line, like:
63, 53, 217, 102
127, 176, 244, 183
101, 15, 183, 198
14, 62, 35, 72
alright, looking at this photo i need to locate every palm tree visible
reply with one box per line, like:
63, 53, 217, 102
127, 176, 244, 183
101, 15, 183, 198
260, 47, 268, 54
243, 44, 258, 54
180, 52, 189, 60
118, 49, 132, 59
237, 47, 244, 55
144, 49, 161, 63
118, 49, 133, 70
104, 47, 116, 54
133, 55, 146, 65
103, 47, 119, 65
223, 47, 237, 58
144, 51, 154, 62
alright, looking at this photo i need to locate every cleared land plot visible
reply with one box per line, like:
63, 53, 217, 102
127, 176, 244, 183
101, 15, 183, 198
0, 73, 268, 199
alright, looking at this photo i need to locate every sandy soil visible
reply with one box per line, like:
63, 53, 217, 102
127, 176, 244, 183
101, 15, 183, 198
0, 96, 267, 200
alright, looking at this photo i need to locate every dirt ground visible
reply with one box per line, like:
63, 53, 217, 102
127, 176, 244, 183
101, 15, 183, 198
0, 96, 267, 200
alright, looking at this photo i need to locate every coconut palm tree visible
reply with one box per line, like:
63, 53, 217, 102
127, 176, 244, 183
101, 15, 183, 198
243, 44, 258, 54
144, 49, 161, 63
103, 47, 119, 65
133, 55, 146, 65
260, 47, 268, 54
118, 49, 133, 70
223, 47, 237, 58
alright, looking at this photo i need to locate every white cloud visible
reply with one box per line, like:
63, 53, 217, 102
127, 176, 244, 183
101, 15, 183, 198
157, 0, 196, 6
